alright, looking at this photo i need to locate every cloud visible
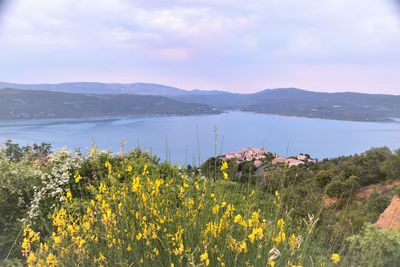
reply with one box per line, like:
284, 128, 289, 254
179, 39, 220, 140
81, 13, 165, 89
0, 0, 399, 93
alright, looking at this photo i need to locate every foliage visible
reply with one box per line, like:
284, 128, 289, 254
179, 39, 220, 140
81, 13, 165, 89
19, 153, 318, 267
346, 225, 400, 267
2, 142, 400, 266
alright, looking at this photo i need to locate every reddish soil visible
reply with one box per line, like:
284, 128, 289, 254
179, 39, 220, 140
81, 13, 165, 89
355, 180, 400, 201
375, 196, 400, 230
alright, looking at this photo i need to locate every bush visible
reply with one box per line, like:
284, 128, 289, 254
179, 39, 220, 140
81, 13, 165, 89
20, 156, 312, 267
346, 224, 400, 266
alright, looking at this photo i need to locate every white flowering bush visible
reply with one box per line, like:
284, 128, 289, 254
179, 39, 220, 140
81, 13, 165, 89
25, 148, 83, 224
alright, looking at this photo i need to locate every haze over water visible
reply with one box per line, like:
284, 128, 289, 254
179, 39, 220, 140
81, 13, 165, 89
1, 111, 399, 165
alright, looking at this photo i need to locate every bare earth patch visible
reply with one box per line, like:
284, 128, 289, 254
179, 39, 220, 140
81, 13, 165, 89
375, 196, 400, 230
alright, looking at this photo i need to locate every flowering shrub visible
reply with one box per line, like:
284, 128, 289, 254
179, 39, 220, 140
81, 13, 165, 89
25, 149, 83, 224
21, 154, 313, 266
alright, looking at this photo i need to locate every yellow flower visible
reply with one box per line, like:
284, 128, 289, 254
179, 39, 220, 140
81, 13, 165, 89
267, 259, 275, 267
99, 182, 107, 193
97, 252, 106, 262
127, 244, 132, 252
153, 247, 159, 256
331, 253, 340, 265
212, 205, 220, 214
220, 161, 228, 171
45, 253, 58, 267
66, 190, 72, 202
239, 241, 247, 252
105, 161, 112, 173
142, 165, 148, 176
248, 227, 264, 243
126, 165, 132, 173
200, 251, 210, 267
74, 173, 82, 183
27, 252, 37, 266
274, 230, 286, 244
52, 232, 61, 244
277, 218, 285, 230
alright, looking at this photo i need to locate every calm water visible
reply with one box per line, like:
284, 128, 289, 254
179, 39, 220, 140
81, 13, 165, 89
0, 111, 399, 165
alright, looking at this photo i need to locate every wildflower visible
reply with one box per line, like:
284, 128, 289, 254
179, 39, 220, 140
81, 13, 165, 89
52, 232, 61, 244
277, 219, 285, 229
99, 182, 107, 194
220, 161, 229, 180
66, 190, 72, 202
220, 162, 228, 171
331, 253, 340, 265
127, 244, 132, 252
126, 165, 132, 173
153, 247, 159, 256
200, 251, 210, 267
142, 165, 148, 176
212, 205, 220, 215
21, 227, 40, 256
248, 227, 264, 243
274, 230, 286, 244
136, 232, 143, 240
267, 259, 275, 267
240, 241, 247, 252
131, 176, 141, 193
74, 173, 82, 183
27, 252, 37, 266
105, 161, 112, 173
45, 253, 58, 267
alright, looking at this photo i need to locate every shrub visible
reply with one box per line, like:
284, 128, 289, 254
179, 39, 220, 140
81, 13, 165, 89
20, 155, 316, 267
346, 224, 400, 266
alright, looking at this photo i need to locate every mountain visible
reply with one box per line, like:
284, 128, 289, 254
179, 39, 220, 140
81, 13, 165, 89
0, 88, 220, 119
2, 82, 399, 122
176, 88, 400, 122
0, 82, 222, 96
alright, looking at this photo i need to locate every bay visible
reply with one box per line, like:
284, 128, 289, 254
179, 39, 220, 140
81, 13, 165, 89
0, 111, 399, 165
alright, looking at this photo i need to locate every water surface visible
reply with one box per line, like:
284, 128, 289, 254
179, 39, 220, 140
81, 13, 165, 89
0, 112, 399, 165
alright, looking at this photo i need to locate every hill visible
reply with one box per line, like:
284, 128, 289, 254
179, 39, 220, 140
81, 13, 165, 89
0, 82, 222, 96
176, 88, 400, 122
2, 82, 400, 121
1, 142, 400, 266
0, 88, 220, 119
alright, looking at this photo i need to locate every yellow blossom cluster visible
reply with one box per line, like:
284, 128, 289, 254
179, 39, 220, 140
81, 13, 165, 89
22, 159, 313, 266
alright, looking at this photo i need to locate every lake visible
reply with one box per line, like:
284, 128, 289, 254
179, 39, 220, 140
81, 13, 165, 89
0, 111, 399, 165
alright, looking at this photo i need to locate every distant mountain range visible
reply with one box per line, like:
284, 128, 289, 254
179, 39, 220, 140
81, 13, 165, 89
0, 88, 219, 119
0, 82, 223, 96
1, 82, 399, 122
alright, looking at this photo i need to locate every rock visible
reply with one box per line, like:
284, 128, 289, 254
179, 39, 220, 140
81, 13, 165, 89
375, 196, 400, 230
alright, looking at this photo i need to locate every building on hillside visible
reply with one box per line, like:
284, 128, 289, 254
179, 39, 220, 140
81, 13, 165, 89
272, 156, 286, 165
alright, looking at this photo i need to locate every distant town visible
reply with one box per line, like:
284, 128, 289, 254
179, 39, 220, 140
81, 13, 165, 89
219, 147, 316, 168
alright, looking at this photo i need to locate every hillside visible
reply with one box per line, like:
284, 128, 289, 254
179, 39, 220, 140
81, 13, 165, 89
2, 82, 400, 121
1, 142, 400, 266
0, 88, 220, 119
176, 88, 400, 122
0, 82, 223, 97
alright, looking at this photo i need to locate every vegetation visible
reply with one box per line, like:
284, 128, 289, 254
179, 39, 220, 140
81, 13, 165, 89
176, 88, 400, 122
0, 89, 220, 119
2, 83, 400, 122
0, 141, 399, 266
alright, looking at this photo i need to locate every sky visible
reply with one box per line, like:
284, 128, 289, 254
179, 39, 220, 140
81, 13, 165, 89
0, 0, 399, 94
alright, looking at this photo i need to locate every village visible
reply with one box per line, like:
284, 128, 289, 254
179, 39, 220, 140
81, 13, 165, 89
220, 147, 316, 168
